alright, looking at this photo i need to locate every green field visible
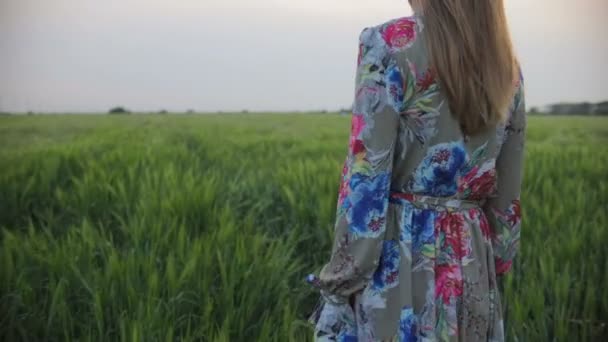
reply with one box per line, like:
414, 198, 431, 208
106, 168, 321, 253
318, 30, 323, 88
0, 114, 607, 341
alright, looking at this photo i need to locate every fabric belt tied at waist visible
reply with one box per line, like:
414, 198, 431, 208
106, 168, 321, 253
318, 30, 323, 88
389, 190, 486, 211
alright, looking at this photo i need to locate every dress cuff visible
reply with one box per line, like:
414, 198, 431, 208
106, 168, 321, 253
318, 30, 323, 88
305, 273, 358, 339
305, 273, 349, 305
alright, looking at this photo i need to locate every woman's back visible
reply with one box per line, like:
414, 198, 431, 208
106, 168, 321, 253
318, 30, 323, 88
306, 12, 525, 342
381, 15, 525, 205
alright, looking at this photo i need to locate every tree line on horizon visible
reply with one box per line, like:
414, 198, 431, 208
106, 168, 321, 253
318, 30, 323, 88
530, 101, 608, 115
2, 101, 608, 116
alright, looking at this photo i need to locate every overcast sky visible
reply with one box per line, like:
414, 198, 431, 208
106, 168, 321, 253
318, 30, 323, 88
1, 0, 606, 113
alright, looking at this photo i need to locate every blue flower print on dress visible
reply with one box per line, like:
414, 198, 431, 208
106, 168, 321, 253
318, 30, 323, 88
412, 208, 436, 271
399, 203, 414, 261
399, 305, 418, 342
345, 170, 392, 238
409, 140, 467, 197
386, 62, 407, 113
305, 14, 525, 341
337, 332, 357, 342
371, 240, 401, 292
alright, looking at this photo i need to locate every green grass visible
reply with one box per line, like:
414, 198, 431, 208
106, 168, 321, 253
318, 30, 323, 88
1, 114, 607, 341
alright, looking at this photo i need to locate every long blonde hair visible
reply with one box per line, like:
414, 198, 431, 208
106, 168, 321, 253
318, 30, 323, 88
418, 0, 519, 135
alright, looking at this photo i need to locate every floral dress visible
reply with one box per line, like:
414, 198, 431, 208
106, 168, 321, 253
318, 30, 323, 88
305, 14, 525, 342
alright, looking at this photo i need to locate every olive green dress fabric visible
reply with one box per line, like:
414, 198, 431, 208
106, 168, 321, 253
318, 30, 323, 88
305, 14, 526, 342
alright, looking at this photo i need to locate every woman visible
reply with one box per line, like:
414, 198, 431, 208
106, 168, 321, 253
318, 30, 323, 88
305, 0, 525, 341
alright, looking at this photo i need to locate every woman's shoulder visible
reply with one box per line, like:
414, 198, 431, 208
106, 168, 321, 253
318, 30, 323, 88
358, 15, 423, 53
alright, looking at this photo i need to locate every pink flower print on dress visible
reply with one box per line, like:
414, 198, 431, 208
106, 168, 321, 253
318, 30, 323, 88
381, 18, 418, 51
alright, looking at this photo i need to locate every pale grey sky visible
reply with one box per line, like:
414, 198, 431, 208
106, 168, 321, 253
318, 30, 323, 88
1, 0, 606, 112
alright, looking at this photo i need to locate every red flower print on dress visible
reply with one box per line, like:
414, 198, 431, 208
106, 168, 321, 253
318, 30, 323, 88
437, 213, 471, 261
471, 169, 497, 199
495, 259, 513, 275
489, 199, 522, 275
458, 163, 497, 200
416, 69, 435, 92
351, 140, 365, 156
465, 209, 492, 240
381, 18, 417, 51
507, 199, 521, 226
368, 216, 386, 234
513, 73, 522, 88
349, 114, 366, 155
435, 264, 463, 304
337, 161, 350, 209
357, 43, 365, 66
478, 210, 492, 240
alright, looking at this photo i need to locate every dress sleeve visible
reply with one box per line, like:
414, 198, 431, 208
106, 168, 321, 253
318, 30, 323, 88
483, 70, 527, 276
306, 26, 400, 306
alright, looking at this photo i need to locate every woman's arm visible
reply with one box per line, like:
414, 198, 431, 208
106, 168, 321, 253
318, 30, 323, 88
306, 25, 401, 305
482, 72, 527, 276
